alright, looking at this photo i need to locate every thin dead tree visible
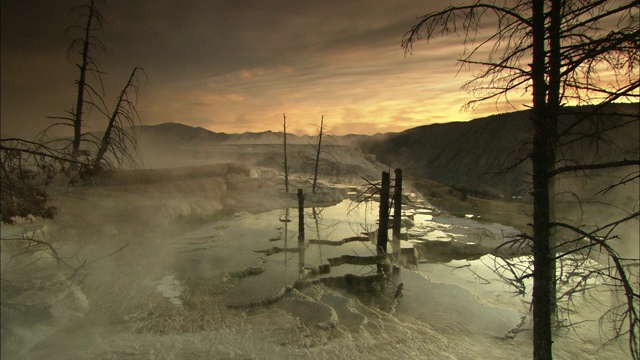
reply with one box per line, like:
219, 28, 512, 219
45, 0, 143, 175
403, 1, 639, 359
312, 115, 324, 194
66, 0, 105, 163
306, 115, 339, 194
92, 67, 145, 172
282, 113, 290, 193
1, 0, 144, 220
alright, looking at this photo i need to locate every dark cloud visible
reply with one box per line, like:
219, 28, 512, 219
1, 0, 516, 138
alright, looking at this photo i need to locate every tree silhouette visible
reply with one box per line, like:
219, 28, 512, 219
1, 0, 144, 221
403, 1, 639, 359
46, 0, 144, 175
312, 115, 325, 194
282, 113, 290, 193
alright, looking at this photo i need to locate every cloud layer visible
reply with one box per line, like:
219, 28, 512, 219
1, 0, 527, 138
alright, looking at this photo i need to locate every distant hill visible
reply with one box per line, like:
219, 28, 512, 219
359, 103, 639, 197
358, 111, 532, 197
138, 122, 232, 144
136, 122, 385, 178
138, 122, 317, 145
137, 104, 638, 197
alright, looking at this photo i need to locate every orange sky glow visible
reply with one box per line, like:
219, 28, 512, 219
1, 1, 631, 139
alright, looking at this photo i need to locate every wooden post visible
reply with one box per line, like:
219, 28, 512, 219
284, 208, 289, 266
283, 113, 289, 193
392, 168, 402, 241
377, 171, 390, 255
392, 168, 403, 257
297, 189, 305, 276
297, 189, 305, 243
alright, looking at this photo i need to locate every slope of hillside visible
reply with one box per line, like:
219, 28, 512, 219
136, 103, 637, 200
359, 103, 639, 198
137, 124, 386, 181
138, 122, 317, 146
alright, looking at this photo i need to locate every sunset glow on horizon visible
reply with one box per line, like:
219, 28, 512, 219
0, 0, 606, 139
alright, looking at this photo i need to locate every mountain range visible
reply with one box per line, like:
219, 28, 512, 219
360, 103, 638, 197
138, 103, 639, 198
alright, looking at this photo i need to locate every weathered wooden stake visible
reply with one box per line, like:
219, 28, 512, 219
377, 171, 390, 255
297, 189, 306, 276
284, 208, 289, 265
297, 189, 305, 243
392, 168, 403, 241
283, 113, 289, 193
392, 168, 403, 257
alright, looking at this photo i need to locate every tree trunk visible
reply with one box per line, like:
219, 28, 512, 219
392, 168, 403, 239
546, 0, 562, 324
283, 113, 289, 193
72, 0, 96, 162
297, 189, 305, 243
377, 171, 390, 255
93, 68, 139, 170
297, 189, 305, 275
531, 1, 554, 359
283, 208, 289, 264
312, 115, 323, 194
377, 171, 391, 274
392, 168, 403, 256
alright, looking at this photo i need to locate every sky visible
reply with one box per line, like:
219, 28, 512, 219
1, 0, 527, 138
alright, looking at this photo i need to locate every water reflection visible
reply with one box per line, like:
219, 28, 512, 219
174, 197, 521, 309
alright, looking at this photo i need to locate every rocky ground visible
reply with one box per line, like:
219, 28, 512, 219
1, 144, 631, 359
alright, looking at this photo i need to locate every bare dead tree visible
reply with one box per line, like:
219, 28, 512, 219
403, 1, 639, 359
63, 0, 106, 163
45, 0, 143, 175
282, 113, 290, 193
304, 115, 340, 194
1, 0, 144, 220
92, 67, 145, 172
312, 115, 324, 194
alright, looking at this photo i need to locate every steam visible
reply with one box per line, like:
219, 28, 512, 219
555, 169, 639, 258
